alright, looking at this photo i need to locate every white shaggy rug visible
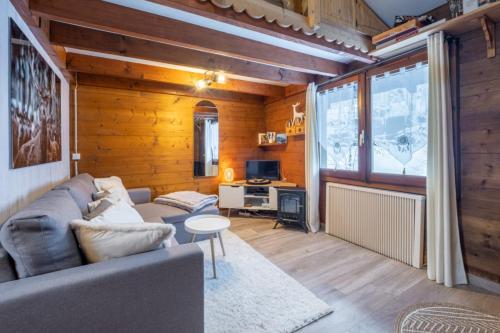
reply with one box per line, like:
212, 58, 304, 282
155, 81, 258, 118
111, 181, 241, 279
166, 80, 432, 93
196, 230, 333, 333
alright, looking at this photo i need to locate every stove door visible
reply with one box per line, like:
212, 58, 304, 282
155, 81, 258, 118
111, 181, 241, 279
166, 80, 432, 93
279, 194, 302, 214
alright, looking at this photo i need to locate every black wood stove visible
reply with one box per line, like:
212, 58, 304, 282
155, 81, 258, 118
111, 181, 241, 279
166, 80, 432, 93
274, 187, 307, 233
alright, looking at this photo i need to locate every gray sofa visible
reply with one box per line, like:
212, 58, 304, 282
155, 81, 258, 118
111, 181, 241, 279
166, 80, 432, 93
0, 173, 218, 333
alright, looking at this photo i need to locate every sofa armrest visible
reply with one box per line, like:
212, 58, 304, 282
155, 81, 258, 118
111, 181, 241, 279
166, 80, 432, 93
128, 187, 151, 204
0, 244, 204, 333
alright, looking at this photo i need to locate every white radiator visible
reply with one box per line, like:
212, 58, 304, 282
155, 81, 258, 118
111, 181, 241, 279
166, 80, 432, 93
325, 183, 425, 268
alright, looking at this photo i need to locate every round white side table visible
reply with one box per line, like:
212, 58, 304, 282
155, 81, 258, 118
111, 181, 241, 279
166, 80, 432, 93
184, 214, 231, 279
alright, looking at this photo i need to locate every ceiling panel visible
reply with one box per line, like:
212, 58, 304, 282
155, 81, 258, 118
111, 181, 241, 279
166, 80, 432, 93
364, 0, 448, 26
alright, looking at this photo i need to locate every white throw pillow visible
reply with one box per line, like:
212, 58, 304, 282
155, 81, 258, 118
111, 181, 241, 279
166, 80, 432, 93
89, 199, 144, 224
71, 220, 176, 263
94, 176, 134, 206
85, 198, 115, 221
88, 198, 109, 212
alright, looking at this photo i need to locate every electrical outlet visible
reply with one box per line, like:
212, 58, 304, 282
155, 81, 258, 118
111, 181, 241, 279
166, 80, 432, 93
72, 153, 81, 161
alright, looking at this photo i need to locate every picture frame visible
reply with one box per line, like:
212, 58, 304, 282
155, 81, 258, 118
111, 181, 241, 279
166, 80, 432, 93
276, 133, 287, 144
267, 132, 276, 144
258, 133, 268, 145
9, 18, 62, 169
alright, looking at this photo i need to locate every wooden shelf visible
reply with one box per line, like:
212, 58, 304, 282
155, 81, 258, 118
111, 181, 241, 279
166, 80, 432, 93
287, 132, 305, 137
370, 2, 500, 59
258, 142, 286, 148
244, 206, 274, 211
220, 180, 297, 187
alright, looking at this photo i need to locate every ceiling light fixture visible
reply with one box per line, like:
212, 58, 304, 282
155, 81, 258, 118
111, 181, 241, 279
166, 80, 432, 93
195, 71, 227, 90
215, 72, 226, 84
195, 79, 208, 90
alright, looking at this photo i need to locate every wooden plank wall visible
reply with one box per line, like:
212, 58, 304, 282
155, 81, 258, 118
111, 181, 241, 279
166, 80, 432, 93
262, 92, 306, 187
459, 25, 500, 283
75, 84, 265, 197
320, 0, 387, 36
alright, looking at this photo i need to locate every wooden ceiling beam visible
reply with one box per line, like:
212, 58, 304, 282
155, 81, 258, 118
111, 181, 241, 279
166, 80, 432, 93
50, 22, 314, 85
148, 0, 373, 63
66, 53, 285, 97
30, 0, 346, 77
76, 73, 265, 105
9, 0, 72, 82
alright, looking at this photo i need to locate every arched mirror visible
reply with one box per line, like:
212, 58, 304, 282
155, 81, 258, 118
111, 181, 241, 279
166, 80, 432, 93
194, 100, 219, 177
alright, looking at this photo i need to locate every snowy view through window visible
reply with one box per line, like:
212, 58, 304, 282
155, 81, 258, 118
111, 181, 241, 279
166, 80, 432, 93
371, 63, 429, 176
318, 82, 359, 171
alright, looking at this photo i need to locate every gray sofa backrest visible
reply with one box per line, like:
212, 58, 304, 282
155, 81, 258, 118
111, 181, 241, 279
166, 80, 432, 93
53, 173, 97, 215
0, 247, 16, 283
0, 189, 84, 279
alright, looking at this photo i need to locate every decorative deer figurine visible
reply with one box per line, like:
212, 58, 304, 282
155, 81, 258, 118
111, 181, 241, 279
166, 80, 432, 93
292, 102, 305, 125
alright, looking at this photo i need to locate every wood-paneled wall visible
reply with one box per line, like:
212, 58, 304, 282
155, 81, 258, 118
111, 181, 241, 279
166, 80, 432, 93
320, 0, 387, 36
262, 92, 306, 187
459, 25, 500, 283
75, 84, 265, 197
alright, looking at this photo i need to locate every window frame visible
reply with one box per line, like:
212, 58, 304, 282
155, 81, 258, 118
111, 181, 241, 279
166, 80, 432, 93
318, 51, 428, 189
366, 52, 428, 187
318, 73, 366, 181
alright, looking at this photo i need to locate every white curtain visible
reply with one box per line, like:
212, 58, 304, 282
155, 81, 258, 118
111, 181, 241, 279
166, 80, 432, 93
427, 31, 467, 287
305, 83, 320, 233
204, 119, 214, 176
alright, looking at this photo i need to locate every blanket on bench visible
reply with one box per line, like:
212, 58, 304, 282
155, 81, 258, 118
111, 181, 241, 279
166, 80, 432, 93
154, 191, 218, 212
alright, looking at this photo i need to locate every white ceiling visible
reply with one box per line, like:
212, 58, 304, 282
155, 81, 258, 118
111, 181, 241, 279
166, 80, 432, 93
364, 0, 448, 27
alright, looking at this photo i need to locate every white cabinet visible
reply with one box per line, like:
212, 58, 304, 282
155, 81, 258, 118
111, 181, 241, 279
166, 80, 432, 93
219, 185, 244, 209
269, 187, 278, 210
219, 182, 296, 212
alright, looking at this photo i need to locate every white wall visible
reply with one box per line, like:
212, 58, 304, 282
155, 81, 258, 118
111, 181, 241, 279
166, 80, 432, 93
0, 0, 70, 223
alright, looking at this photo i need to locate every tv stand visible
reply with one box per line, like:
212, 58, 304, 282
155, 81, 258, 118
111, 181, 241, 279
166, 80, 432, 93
246, 178, 271, 185
219, 180, 297, 216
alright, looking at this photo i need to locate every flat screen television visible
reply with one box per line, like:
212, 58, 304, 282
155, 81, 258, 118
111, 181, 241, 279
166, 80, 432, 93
246, 160, 280, 180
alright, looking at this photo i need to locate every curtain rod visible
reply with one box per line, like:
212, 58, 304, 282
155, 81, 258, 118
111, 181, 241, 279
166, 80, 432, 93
317, 44, 428, 89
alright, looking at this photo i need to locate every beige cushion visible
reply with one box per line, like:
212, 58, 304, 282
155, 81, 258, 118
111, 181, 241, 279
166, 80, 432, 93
89, 199, 144, 224
93, 176, 134, 206
84, 199, 114, 221
70, 220, 176, 263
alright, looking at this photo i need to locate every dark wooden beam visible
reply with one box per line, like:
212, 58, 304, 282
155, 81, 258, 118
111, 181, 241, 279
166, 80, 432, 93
148, 0, 373, 63
76, 73, 264, 104
66, 53, 285, 97
480, 16, 496, 58
38, 16, 67, 65
9, 0, 72, 82
50, 22, 313, 85
30, 0, 346, 76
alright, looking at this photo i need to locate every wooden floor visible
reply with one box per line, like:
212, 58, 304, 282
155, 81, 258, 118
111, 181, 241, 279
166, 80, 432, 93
228, 216, 500, 333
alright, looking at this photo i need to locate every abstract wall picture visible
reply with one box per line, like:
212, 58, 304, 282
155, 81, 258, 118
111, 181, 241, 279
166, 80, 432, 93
10, 18, 61, 169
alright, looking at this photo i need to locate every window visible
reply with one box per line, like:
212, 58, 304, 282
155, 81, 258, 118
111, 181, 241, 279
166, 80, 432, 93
318, 76, 364, 179
369, 62, 429, 178
318, 80, 359, 171
317, 52, 428, 187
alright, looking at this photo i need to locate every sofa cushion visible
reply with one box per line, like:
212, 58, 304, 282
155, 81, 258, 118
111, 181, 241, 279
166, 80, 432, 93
134, 203, 219, 224
0, 190, 84, 278
53, 173, 97, 215
94, 176, 134, 206
143, 217, 179, 246
89, 199, 144, 224
0, 246, 16, 283
134, 203, 219, 244
70, 220, 175, 263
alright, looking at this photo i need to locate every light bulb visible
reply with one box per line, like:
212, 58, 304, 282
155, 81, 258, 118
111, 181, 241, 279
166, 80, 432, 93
195, 79, 207, 90
215, 72, 226, 84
